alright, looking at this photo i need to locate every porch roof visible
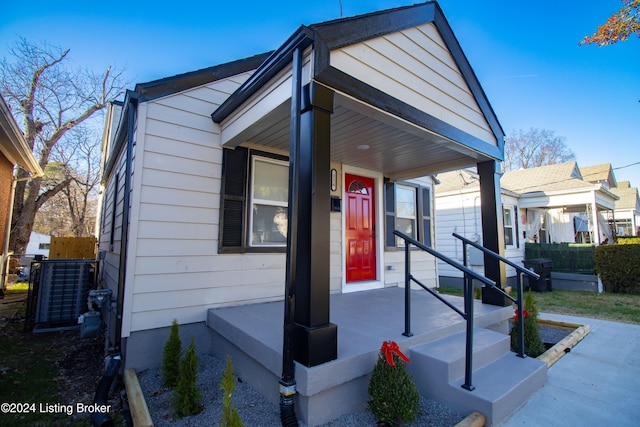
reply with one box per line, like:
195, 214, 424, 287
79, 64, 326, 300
211, 1, 505, 181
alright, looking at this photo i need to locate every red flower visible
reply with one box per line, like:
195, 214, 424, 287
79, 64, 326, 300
381, 341, 410, 366
513, 309, 530, 322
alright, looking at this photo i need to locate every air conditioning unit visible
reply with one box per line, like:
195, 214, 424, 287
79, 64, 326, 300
33, 260, 94, 331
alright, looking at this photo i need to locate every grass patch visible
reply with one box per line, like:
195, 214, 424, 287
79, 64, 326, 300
0, 294, 123, 426
437, 286, 640, 325
0, 322, 73, 426
5, 282, 29, 293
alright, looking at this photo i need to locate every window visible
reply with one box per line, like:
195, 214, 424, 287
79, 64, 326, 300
38, 243, 50, 250
219, 147, 289, 253
250, 157, 288, 246
384, 180, 432, 249
395, 185, 417, 246
503, 207, 514, 246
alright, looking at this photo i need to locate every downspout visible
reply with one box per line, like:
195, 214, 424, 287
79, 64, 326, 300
90, 355, 121, 427
279, 45, 302, 427
115, 93, 137, 353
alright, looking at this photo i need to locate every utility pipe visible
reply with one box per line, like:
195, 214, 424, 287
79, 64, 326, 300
279, 45, 303, 427
90, 354, 121, 427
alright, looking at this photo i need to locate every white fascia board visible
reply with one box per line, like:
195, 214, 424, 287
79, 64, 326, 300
219, 50, 312, 148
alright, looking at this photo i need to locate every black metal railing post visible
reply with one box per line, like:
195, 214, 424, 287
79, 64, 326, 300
462, 240, 468, 267
515, 271, 525, 358
452, 232, 540, 362
403, 242, 413, 337
462, 273, 475, 391
394, 230, 498, 392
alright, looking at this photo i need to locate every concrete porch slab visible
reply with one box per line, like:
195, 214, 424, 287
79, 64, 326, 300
207, 286, 513, 426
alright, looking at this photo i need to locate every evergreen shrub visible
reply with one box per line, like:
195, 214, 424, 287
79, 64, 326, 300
368, 341, 420, 426
510, 291, 545, 358
594, 243, 640, 294
162, 319, 181, 388
173, 337, 201, 417
220, 355, 244, 427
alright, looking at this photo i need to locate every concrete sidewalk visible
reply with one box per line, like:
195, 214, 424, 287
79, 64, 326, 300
498, 313, 640, 426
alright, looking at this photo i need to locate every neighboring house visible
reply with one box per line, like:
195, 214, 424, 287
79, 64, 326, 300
435, 162, 625, 288
609, 181, 640, 236
501, 162, 618, 245
579, 163, 639, 237
98, 3, 508, 374
24, 231, 51, 258
0, 95, 43, 294
435, 169, 524, 288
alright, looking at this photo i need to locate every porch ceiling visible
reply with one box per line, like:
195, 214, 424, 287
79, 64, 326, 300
241, 91, 492, 181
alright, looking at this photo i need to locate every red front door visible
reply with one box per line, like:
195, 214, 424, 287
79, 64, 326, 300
345, 174, 376, 282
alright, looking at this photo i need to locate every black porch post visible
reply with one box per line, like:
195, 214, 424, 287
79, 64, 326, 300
290, 81, 337, 367
477, 160, 509, 306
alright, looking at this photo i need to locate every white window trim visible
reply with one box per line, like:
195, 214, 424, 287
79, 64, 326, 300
395, 183, 418, 247
249, 155, 289, 247
504, 206, 515, 248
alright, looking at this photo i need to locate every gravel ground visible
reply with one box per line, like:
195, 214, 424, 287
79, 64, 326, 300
138, 324, 568, 426
138, 354, 465, 426
538, 324, 571, 344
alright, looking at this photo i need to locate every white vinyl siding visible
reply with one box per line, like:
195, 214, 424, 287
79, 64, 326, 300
120, 72, 292, 335
330, 23, 496, 146
435, 189, 524, 280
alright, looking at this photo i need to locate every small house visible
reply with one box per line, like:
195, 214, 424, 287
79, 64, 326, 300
97, 3, 545, 424
435, 168, 524, 288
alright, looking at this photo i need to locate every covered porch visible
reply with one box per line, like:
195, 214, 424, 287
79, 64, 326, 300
207, 287, 545, 426
211, 2, 509, 370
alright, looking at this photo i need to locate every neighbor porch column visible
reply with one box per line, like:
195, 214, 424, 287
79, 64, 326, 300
288, 80, 337, 367
477, 160, 509, 306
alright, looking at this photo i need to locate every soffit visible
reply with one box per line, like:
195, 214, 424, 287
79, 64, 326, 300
241, 90, 492, 181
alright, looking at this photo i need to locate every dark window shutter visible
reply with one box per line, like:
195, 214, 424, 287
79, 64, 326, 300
219, 147, 248, 252
420, 186, 432, 247
384, 179, 396, 250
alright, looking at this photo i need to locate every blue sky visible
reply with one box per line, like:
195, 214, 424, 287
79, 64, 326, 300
2, 0, 639, 184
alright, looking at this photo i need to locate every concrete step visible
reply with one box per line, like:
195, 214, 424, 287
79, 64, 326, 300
408, 328, 547, 426
409, 327, 510, 384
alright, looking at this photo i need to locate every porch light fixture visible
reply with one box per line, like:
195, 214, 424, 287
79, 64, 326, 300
356, 144, 370, 150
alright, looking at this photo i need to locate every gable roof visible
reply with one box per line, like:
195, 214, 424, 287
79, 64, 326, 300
102, 53, 270, 182
211, 1, 504, 154
610, 185, 640, 211
435, 169, 480, 193
579, 163, 617, 188
500, 162, 589, 194
134, 52, 272, 103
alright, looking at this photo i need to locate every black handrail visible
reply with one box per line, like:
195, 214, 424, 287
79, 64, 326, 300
452, 232, 540, 358
394, 230, 494, 391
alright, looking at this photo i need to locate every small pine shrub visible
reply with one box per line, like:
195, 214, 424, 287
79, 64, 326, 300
220, 355, 244, 427
162, 319, 182, 388
510, 291, 545, 358
173, 337, 202, 417
368, 345, 420, 426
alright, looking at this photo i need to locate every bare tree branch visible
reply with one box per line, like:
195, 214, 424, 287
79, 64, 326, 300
0, 37, 129, 254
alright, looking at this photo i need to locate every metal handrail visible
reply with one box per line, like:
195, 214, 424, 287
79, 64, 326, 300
394, 230, 493, 391
452, 232, 540, 359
